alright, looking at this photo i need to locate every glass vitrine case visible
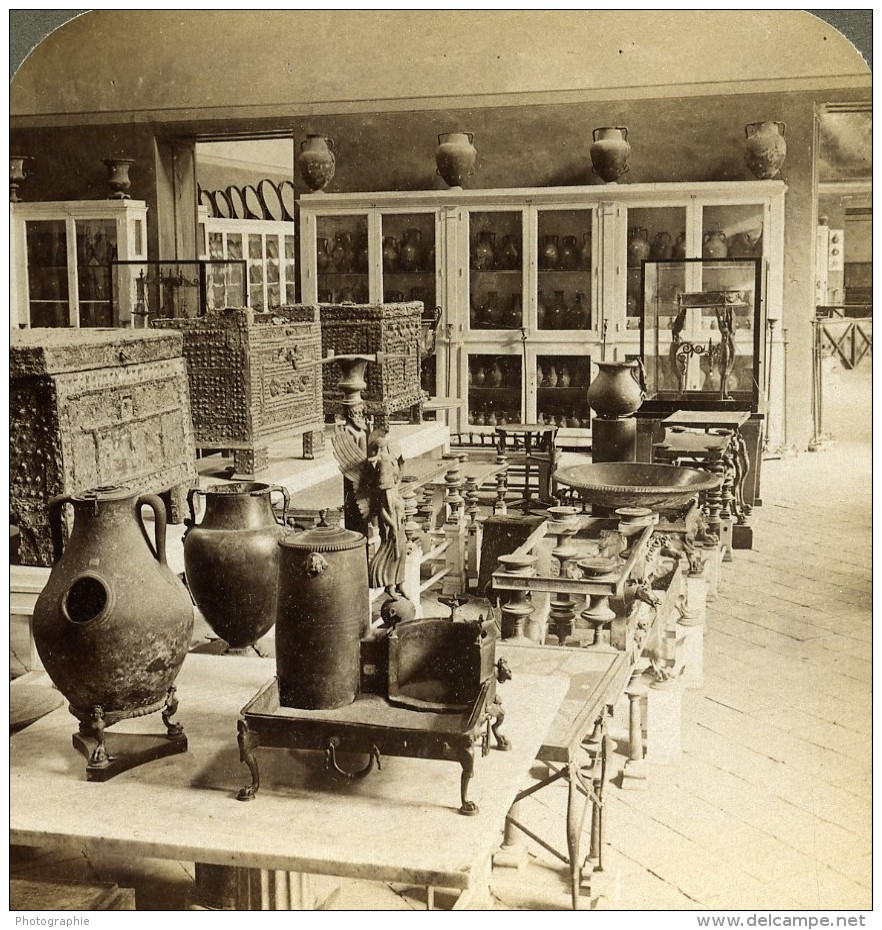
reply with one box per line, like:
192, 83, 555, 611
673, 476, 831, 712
640, 258, 762, 409
110, 260, 247, 323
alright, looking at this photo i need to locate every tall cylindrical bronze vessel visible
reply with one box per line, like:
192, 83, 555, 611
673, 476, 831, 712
275, 522, 368, 709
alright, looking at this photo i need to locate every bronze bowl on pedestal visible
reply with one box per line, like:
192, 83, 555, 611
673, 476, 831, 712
554, 462, 720, 511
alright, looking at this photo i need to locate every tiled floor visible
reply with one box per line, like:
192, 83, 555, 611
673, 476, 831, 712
10, 365, 871, 911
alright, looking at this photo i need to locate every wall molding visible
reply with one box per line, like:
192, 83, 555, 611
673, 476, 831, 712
11, 73, 872, 131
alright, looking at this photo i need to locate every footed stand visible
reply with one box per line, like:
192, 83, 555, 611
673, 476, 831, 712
71, 687, 187, 782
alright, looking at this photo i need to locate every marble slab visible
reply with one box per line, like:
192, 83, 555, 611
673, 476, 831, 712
10, 654, 566, 892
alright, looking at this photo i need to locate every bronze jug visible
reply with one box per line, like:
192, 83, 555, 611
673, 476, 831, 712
184, 482, 290, 650
32, 486, 194, 724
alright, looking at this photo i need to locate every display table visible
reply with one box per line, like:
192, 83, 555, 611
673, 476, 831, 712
10, 654, 567, 910
495, 642, 630, 910
657, 409, 754, 550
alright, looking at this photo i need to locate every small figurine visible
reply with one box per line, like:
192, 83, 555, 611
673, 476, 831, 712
715, 304, 736, 400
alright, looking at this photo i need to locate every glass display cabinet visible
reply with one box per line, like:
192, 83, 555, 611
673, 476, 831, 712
640, 258, 762, 410
466, 353, 523, 428
468, 210, 524, 331
197, 209, 297, 312
110, 260, 247, 322
11, 200, 148, 328
299, 182, 784, 438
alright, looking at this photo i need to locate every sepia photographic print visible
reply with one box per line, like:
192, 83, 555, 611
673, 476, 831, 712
8, 9, 872, 919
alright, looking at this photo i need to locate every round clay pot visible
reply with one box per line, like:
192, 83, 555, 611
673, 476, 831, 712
703, 231, 729, 259
436, 131, 477, 187
586, 360, 646, 418
298, 134, 336, 192
744, 121, 787, 179
627, 227, 651, 267
559, 235, 580, 270
650, 231, 673, 260
398, 228, 424, 272
472, 231, 496, 271
184, 483, 290, 650
539, 235, 560, 271
32, 486, 194, 724
672, 232, 687, 259
590, 127, 631, 183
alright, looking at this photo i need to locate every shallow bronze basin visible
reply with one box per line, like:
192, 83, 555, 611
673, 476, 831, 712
554, 462, 720, 511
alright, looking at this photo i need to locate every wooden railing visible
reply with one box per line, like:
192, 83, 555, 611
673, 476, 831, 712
816, 315, 872, 369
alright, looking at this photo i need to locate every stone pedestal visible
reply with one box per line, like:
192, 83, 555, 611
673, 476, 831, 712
591, 416, 637, 463
644, 675, 684, 765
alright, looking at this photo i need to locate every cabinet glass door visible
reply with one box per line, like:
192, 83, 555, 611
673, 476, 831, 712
25, 220, 70, 327
468, 211, 524, 331
380, 212, 436, 306
381, 212, 438, 396
75, 220, 117, 327
316, 215, 369, 303
284, 234, 297, 304
537, 209, 593, 332
467, 354, 522, 427
536, 353, 592, 429
625, 206, 687, 327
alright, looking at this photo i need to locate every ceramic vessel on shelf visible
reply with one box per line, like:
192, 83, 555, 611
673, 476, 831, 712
672, 232, 687, 259
355, 235, 369, 273
539, 235, 560, 271
559, 235, 580, 270
331, 232, 354, 272
184, 482, 290, 651
546, 363, 559, 388
298, 134, 336, 192
103, 157, 135, 199
744, 121, 787, 179
703, 231, 728, 259
31, 486, 194, 724
489, 360, 504, 387
398, 228, 423, 272
499, 234, 520, 270
580, 232, 592, 268
555, 462, 721, 511
382, 236, 399, 273
316, 237, 332, 273
537, 290, 549, 328
436, 131, 477, 188
547, 290, 568, 330
503, 294, 523, 328
586, 359, 645, 418
589, 126, 631, 183
472, 230, 496, 271
727, 231, 756, 258
571, 291, 590, 329
627, 227, 651, 267
650, 231, 673, 260
559, 365, 571, 387
484, 291, 502, 328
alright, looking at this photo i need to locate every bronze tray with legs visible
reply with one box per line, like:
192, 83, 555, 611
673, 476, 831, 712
236, 674, 509, 816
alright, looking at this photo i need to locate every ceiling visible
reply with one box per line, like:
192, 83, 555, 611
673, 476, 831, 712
11, 11, 871, 124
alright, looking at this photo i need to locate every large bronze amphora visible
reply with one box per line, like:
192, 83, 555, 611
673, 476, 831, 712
183, 482, 289, 651
32, 486, 194, 727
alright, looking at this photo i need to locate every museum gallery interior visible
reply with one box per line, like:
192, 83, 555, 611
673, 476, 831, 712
8, 10, 872, 913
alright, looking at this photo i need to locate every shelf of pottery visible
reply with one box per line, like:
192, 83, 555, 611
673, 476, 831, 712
298, 181, 785, 436
10, 199, 148, 329
196, 207, 297, 313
